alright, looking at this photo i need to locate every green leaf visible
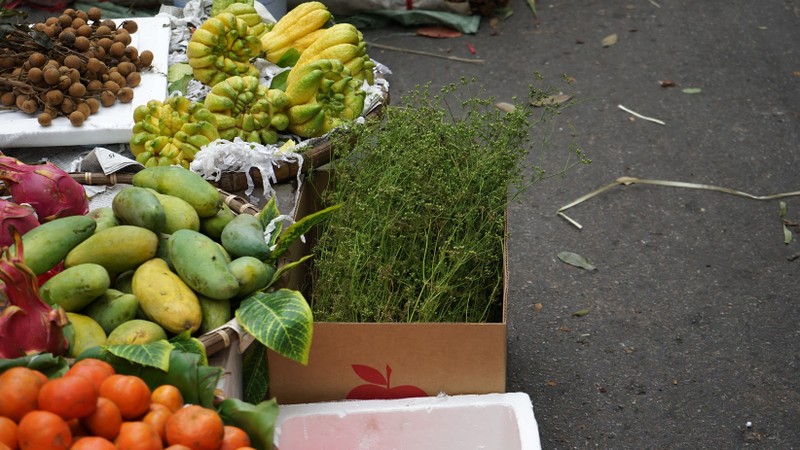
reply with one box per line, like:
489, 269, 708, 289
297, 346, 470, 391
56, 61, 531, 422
779, 201, 788, 218
236, 289, 313, 364
267, 203, 342, 263
276, 48, 300, 68
169, 333, 209, 366
784, 225, 793, 244
682, 87, 702, 94
167, 63, 194, 83
557, 251, 597, 271
0, 353, 70, 378
217, 397, 279, 450
269, 69, 290, 91
104, 340, 175, 370
257, 196, 283, 248
269, 254, 313, 288
242, 341, 269, 404
572, 309, 590, 317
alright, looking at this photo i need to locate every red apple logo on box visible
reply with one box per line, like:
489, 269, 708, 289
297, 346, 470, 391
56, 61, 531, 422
346, 364, 428, 400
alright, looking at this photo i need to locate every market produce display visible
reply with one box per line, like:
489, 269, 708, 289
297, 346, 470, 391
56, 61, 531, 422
0, 359, 258, 449
0, 7, 155, 127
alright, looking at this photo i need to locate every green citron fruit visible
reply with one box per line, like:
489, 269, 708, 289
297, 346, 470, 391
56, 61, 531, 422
106, 319, 168, 345
67, 312, 107, 358
81, 288, 140, 335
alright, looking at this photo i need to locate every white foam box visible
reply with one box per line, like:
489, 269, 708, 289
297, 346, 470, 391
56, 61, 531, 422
273, 392, 541, 450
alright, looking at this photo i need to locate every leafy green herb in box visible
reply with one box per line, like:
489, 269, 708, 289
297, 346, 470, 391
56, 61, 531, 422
311, 78, 588, 323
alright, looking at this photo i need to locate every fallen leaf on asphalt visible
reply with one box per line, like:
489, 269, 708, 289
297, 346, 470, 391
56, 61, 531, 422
659, 79, 677, 87
466, 42, 477, 54
793, 71, 800, 77
573, 309, 590, 317
601, 33, 618, 47
547, 380, 558, 386
495, 102, 516, 113
534, 303, 544, 311
557, 251, 597, 271
531, 93, 572, 107
682, 87, 702, 94
559, 325, 571, 332
416, 26, 462, 39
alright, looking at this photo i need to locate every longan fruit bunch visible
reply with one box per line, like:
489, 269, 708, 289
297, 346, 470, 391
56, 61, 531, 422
0, 6, 155, 127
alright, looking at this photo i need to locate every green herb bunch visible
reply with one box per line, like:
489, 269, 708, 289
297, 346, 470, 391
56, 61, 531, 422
311, 78, 584, 323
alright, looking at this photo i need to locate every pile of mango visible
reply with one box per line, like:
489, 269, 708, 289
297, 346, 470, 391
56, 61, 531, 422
131, 1, 375, 168
22, 166, 279, 357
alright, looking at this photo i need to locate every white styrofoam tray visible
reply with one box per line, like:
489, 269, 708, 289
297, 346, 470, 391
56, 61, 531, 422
0, 16, 170, 149
274, 392, 542, 450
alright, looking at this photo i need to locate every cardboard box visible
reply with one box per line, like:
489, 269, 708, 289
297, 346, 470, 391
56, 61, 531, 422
267, 169, 508, 404
273, 393, 541, 450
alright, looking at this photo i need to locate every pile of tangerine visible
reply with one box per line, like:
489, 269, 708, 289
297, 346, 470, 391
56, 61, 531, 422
0, 358, 254, 450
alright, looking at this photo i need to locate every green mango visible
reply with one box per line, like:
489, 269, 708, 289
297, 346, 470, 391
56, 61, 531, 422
106, 319, 168, 345
167, 229, 239, 300
199, 202, 236, 240
67, 313, 107, 358
81, 288, 140, 335
89, 207, 119, 234
228, 256, 273, 297
40, 263, 111, 312
220, 213, 269, 260
112, 186, 166, 233
198, 295, 232, 334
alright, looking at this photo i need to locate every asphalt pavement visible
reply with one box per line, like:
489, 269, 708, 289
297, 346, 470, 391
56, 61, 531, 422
361, 1, 800, 448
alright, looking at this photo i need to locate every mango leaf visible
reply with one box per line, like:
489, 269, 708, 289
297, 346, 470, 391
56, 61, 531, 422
269, 70, 290, 91
169, 333, 208, 366
236, 289, 313, 364
217, 397, 279, 450
242, 341, 269, 404
266, 203, 342, 264
601, 33, 618, 47
269, 254, 313, 288
104, 340, 175, 370
0, 353, 69, 378
276, 48, 300, 68
257, 196, 283, 248
557, 251, 597, 271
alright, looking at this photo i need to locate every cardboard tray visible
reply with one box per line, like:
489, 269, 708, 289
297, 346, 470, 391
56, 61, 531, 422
264, 169, 509, 405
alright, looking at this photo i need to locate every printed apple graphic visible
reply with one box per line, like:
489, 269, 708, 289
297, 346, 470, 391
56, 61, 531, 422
346, 364, 428, 400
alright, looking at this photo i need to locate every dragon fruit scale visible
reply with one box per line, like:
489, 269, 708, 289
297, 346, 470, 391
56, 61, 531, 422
0, 230, 69, 358
0, 154, 89, 222
0, 199, 40, 247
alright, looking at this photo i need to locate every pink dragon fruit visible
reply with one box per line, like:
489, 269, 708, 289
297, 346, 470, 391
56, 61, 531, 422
0, 154, 89, 222
0, 199, 40, 247
0, 230, 69, 358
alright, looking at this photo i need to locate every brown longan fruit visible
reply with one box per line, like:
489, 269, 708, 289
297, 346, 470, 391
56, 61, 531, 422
109, 41, 126, 58
124, 46, 138, 61
63, 54, 83, 70
87, 7, 102, 22
86, 57, 106, 74
68, 82, 86, 97
91, 46, 105, 60
38, 112, 53, 127
121, 20, 138, 34
26, 67, 44, 85
0, 92, 15, 107
71, 17, 86, 29
125, 71, 141, 88
102, 80, 120, 95
44, 89, 64, 106
75, 101, 91, 118
28, 52, 47, 68
33, 22, 46, 32
67, 68, 81, 84
14, 94, 28, 109
58, 75, 72, 90
58, 29, 76, 45
87, 79, 103, 93
57, 14, 73, 28
108, 71, 126, 88
97, 37, 113, 52
116, 61, 136, 77
75, 9, 88, 21
117, 87, 134, 103
11, 67, 22, 77
76, 24, 93, 38
42, 25, 58, 38
45, 16, 58, 26
95, 24, 112, 36
61, 97, 76, 114
113, 29, 131, 46
85, 97, 100, 114
100, 90, 116, 107
101, 19, 116, 29
69, 110, 85, 126
63, 8, 76, 17
20, 98, 38, 115
138, 50, 154, 67
43, 67, 61, 85
0, 57, 16, 69
74, 35, 91, 52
